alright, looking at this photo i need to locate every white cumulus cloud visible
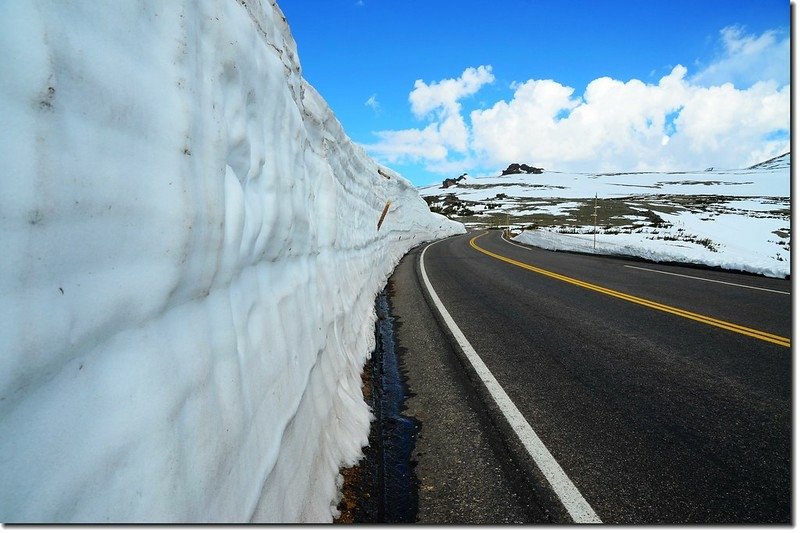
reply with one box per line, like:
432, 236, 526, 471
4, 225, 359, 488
470, 66, 692, 170
364, 66, 494, 163
364, 27, 789, 176
692, 25, 789, 88
367, 124, 449, 162
409, 65, 495, 118
471, 63, 788, 172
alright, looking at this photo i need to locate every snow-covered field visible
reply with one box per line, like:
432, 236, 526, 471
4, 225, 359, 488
0, 0, 462, 523
421, 154, 790, 278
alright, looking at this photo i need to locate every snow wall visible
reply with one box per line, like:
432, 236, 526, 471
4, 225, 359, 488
513, 228, 789, 278
0, 0, 464, 522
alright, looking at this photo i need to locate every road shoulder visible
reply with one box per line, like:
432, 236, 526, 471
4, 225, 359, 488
388, 241, 550, 524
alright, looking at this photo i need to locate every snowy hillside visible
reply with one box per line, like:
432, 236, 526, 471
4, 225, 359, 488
421, 155, 790, 277
747, 152, 790, 171
0, 0, 462, 523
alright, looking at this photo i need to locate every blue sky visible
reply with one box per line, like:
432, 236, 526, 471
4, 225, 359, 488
279, 0, 790, 186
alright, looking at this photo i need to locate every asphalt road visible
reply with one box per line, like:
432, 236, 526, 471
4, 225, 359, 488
398, 229, 791, 524
388, 241, 551, 524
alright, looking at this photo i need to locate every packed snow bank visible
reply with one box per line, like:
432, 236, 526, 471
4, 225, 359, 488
513, 222, 789, 278
0, 0, 463, 523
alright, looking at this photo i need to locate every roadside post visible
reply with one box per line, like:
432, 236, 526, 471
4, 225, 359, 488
377, 200, 391, 231
592, 194, 599, 250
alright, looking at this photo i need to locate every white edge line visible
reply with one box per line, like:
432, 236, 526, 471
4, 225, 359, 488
623, 264, 790, 295
501, 232, 534, 251
419, 239, 602, 524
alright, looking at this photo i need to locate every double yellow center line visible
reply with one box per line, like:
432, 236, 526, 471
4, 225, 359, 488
470, 232, 790, 348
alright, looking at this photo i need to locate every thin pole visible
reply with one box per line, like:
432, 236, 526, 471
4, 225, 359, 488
592, 194, 598, 250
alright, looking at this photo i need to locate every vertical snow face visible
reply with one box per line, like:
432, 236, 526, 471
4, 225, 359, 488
0, 0, 464, 523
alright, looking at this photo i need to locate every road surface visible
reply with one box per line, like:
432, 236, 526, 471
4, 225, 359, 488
391, 230, 790, 524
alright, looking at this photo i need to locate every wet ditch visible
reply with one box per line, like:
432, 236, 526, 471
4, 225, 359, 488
335, 288, 419, 523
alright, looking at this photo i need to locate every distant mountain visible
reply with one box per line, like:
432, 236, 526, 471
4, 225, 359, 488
419, 157, 789, 232
748, 152, 790, 170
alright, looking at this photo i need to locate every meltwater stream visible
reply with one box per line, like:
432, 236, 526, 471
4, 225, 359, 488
371, 290, 419, 522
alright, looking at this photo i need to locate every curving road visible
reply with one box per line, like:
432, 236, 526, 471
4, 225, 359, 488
396, 229, 791, 524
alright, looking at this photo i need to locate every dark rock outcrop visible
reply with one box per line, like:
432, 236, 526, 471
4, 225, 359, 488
442, 173, 468, 188
502, 163, 543, 175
